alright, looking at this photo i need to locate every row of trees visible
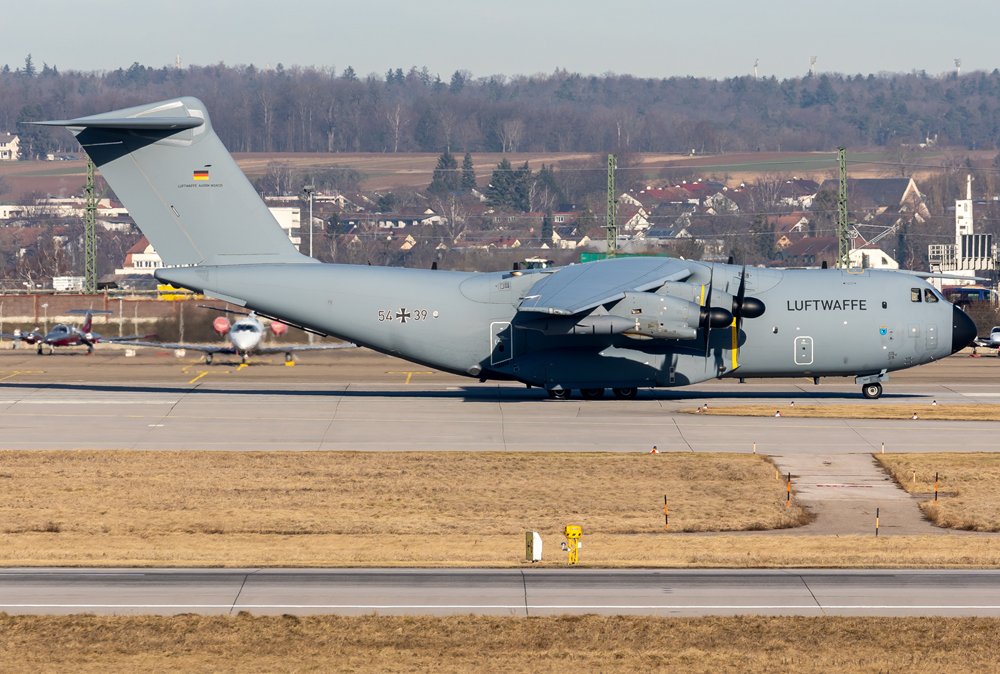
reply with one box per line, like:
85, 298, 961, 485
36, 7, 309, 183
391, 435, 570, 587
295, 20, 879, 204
5, 55, 1000, 158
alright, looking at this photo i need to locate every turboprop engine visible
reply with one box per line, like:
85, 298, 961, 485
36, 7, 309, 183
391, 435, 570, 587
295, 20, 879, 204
611, 291, 733, 340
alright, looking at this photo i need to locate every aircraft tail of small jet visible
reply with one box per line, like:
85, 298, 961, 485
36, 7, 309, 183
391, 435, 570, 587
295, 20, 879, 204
35, 98, 310, 267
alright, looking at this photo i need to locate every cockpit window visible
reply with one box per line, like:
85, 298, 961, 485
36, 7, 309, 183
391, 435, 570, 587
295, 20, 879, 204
924, 288, 939, 303
910, 288, 922, 302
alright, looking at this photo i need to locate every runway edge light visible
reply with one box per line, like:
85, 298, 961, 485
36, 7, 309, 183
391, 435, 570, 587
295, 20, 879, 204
525, 531, 543, 562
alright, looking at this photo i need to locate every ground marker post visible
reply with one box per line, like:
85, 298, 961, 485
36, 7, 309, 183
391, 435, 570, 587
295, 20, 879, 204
875, 507, 880, 537
752, 442, 757, 455
663, 495, 669, 530
786, 472, 792, 508
881, 441, 885, 454
935, 472, 939, 501
563, 525, 582, 565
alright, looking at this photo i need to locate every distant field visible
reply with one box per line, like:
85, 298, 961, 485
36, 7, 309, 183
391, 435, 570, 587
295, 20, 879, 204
0, 147, 972, 199
878, 453, 1000, 531
3, 614, 1000, 673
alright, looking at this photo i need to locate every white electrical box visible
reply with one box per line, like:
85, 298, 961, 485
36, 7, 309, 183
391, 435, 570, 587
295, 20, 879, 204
525, 531, 543, 562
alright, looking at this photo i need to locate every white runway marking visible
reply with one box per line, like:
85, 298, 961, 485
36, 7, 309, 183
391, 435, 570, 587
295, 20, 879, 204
4, 604, 1000, 611
0, 399, 178, 405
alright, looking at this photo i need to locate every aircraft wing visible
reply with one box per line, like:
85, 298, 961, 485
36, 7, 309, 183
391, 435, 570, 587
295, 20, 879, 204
517, 257, 695, 316
111, 340, 237, 355
255, 342, 357, 354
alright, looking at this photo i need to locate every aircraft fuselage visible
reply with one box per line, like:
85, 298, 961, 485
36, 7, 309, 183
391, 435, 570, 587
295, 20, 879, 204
158, 260, 972, 396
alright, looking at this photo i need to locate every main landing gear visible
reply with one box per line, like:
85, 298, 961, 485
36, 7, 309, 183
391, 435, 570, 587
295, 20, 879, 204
856, 371, 888, 399
862, 382, 883, 399
545, 386, 639, 400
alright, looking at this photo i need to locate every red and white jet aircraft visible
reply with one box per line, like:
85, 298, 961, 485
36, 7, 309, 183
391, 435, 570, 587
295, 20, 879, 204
116, 306, 354, 364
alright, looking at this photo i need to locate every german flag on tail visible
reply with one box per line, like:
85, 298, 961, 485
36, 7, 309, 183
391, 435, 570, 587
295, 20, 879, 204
193, 170, 210, 181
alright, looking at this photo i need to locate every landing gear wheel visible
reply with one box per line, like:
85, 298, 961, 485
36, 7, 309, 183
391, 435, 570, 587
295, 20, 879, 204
547, 388, 571, 400
205, 353, 214, 365
580, 388, 605, 400
612, 387, 638, 400
862, 382, 883, 399
285, 352, 294, 363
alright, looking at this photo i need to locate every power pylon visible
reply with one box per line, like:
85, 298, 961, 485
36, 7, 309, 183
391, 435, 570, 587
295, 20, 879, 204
84, 159, 97, 293
837, 147, 851, 269
606, 154, 617, 258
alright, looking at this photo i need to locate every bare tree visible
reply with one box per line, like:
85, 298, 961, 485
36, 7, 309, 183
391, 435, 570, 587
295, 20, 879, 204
386, 102, 405, 153
498, 118, 525, 153
745, 174, 789, 214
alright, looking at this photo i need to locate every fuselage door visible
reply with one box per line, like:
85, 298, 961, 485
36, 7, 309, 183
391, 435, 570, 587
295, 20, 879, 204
490, 321, 513, 366
793, 335, 813, 366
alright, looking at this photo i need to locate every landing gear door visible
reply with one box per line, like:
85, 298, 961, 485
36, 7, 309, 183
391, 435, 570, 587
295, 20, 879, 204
793, 336, 813, 366
490, 321, 513, 366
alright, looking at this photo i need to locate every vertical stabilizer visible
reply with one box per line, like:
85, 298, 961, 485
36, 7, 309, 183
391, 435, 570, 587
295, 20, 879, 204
35, 98, 311, 267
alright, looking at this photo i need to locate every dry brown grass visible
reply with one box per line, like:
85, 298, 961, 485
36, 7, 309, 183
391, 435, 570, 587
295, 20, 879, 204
0, 450, 810, 566
685, 403, 1000, 421
2, 614, 999, 673
877, 453, 1000, 532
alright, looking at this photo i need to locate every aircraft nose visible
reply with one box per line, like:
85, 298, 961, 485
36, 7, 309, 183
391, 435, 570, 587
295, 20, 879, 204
951, 305, 977, 353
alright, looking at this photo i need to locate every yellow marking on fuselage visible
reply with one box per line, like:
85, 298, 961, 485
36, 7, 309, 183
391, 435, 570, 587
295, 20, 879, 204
730, 319, 739, 370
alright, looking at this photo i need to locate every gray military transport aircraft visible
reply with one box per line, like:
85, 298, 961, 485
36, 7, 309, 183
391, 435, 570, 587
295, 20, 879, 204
36, 98, 977, 399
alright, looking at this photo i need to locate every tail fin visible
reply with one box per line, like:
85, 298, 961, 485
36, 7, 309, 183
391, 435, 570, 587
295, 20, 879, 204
81, 311, 92, 334
35, 97, 310, 267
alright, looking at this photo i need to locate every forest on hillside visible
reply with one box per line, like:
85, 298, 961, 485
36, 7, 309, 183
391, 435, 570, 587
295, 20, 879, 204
3, 55, 1000, 158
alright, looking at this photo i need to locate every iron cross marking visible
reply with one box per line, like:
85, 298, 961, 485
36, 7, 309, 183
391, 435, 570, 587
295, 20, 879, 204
396, 308, 411, 323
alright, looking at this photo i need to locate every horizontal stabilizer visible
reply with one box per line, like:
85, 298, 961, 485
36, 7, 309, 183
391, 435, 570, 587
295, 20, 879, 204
33, 117, 204, 131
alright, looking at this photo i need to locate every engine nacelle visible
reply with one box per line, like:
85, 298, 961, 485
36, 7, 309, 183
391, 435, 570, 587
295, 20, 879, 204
212, 316, 231, 335
269, 321, 288, 337
612, 292, 703, 340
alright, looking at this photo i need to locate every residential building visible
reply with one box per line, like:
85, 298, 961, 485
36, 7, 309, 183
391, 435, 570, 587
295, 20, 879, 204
0, 133, 19, 161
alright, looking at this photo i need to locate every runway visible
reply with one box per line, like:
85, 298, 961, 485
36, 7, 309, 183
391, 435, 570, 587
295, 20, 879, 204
3, 568, 1000, 617
0, 350, 998, 453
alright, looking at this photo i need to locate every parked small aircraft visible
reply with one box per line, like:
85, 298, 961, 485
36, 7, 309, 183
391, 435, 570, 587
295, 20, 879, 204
974, 326, 1000, 353
3, 310, 118, 354
37, 98, 979, 398
116, 306, 354, 364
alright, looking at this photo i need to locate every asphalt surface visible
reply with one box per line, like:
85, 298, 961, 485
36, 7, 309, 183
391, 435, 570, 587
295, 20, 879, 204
2, 568, 1000, 617
0, 348, 998, 453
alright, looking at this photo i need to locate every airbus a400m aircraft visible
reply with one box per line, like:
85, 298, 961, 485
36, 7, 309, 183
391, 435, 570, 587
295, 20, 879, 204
37, 98, 977, 399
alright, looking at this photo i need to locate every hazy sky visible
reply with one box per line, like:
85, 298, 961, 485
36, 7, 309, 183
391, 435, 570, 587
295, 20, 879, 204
5, 1, 998, 80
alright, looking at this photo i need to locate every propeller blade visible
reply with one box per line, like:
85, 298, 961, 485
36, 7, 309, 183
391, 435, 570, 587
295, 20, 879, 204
702, 268, 714, 353
735, 266, 747, 332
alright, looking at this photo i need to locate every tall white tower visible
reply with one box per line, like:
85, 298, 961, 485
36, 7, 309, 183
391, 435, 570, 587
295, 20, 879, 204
955, 175, 973, 264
